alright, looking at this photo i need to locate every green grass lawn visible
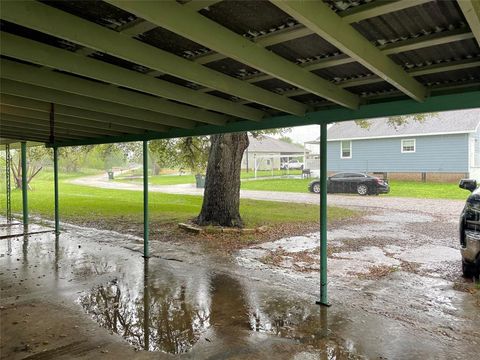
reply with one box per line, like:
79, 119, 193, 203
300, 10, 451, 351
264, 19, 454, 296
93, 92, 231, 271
241, 178, 312, 192
114, 169, 303, 185
240, 177, 467, 200
115, 174, 196, 186
0, 170, 354, 228
385, 180, 468, 200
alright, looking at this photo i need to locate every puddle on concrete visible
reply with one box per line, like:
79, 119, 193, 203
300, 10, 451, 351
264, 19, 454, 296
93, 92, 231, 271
77, 263, 355, 356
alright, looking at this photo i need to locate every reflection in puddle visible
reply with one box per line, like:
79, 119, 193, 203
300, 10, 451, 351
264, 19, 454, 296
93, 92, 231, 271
78, 262, 352, 357
79, 264, 210, 353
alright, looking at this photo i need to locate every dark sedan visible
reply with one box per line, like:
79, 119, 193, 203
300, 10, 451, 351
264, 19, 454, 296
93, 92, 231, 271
308, 172, 390, 196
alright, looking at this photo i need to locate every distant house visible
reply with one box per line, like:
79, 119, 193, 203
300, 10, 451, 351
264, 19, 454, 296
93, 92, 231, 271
243, 135, 306, 171
307, 109, 480, 182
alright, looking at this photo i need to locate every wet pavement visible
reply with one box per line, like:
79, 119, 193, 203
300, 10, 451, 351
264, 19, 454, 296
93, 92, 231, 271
1, 203, 479, 359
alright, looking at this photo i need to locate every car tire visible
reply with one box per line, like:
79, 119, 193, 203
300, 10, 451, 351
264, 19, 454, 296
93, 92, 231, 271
311, 183, 320, 194
462, 261, 475, 278
357, 184, 368, 196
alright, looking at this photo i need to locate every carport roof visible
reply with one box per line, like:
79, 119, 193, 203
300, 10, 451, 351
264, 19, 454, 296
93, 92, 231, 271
1, 0, 480, 147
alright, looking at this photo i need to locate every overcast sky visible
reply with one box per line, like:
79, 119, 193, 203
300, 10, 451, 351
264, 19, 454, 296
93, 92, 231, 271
273, 124, 331, 144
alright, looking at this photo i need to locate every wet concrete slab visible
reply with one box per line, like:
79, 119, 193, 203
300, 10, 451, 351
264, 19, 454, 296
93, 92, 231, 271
1, 207, 479, 359
0, 226, 359, 359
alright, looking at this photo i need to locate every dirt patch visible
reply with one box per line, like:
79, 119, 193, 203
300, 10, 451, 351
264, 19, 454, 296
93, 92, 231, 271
260, 248, 317, 270
453, 280, 480, 295
62, 215, 328, 254
348, 264, 400, 280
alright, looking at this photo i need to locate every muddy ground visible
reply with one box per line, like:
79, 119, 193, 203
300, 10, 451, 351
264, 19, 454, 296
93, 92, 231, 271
1, 199, 479, 359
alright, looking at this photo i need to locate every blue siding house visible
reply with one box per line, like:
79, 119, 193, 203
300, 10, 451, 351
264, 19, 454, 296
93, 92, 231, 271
310, 109, 480, 181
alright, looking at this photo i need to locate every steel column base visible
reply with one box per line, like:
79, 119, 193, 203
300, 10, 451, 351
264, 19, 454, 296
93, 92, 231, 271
315, 301, 332, 307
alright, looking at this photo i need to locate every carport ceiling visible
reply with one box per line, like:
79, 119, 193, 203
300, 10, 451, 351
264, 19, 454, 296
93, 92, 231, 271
0, 0, 479, 147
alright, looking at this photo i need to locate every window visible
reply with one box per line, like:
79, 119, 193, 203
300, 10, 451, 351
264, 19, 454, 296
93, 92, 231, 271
346, 173, 366, 178
401, 139, 416, 153
341, 140, 352, 159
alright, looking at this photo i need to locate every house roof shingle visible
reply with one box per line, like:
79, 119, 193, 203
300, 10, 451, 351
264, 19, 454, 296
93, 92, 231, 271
247, 135, 305, 153
327, 109, 480, 141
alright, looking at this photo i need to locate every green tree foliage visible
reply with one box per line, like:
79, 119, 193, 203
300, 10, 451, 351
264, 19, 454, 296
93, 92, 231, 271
148, 129, 292, 176
58, 146, 93, 173
279, 136, 293, 143
355, 113, 437, 129
148, 137, 209, 175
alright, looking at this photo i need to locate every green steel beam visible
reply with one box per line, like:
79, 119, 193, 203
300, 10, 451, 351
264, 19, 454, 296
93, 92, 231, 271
1, 118, 81, 137
194, 0, 433, 65
185, 0, 221, 11
458, 0, 480, 47
380, 27, 474, 55
21, 141, 28, 227
341, 0, 433, 23
116, 18, 157, 37
271, 0, 428, 102
143, 140, 149, 258
1, 111, 121, 137
0, 1, 300, 117
1, 105, 131, 135
48, 90, 480, 147
0, 94, 160, 132
118, 0, 221, 38
0, 95, 157, 134
241, 27, 475, 86
53, 147, 59, 234
0, 60, 200, 129
259, 58, 480, 100
194, 25, 314, 65
0, 81, 179, 132
0, 128, 52, 143
1, 131, 49, 143
0, 34, 250, 123
317, 123, 329, 306
1, 119, 85, 139
106, 0, 359, 110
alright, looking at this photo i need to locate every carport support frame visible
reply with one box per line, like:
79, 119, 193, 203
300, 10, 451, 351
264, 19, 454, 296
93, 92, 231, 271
21, 141, 28, 228
316, 123, 330, 307
143, 140, 150, 258
5, 144, 12, 223
53, 147, 60, 234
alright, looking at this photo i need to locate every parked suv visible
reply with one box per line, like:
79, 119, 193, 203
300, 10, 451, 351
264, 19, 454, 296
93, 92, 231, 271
459, 179, 480, 278
308, 172, 390, 195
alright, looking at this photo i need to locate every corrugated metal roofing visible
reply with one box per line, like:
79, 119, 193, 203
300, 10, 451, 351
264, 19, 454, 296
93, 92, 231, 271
1, 0, 479, 146
327, 109, 480, 140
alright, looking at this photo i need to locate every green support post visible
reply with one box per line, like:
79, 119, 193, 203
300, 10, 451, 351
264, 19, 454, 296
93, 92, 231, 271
143, 259, 150, 350
317, 123, 330, 306
53, 147, 60, 234
21, 141, 28, 227
143, 140, 149, 258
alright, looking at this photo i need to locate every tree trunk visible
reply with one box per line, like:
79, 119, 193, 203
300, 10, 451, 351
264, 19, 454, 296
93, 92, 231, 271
196, 133, 249, 227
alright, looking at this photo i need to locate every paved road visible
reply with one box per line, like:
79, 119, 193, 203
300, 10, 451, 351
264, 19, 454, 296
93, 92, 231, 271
72, 173, 465, 217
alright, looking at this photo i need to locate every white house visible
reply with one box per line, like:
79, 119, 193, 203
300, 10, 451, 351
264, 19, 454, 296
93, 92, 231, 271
243, 135, 307, 171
